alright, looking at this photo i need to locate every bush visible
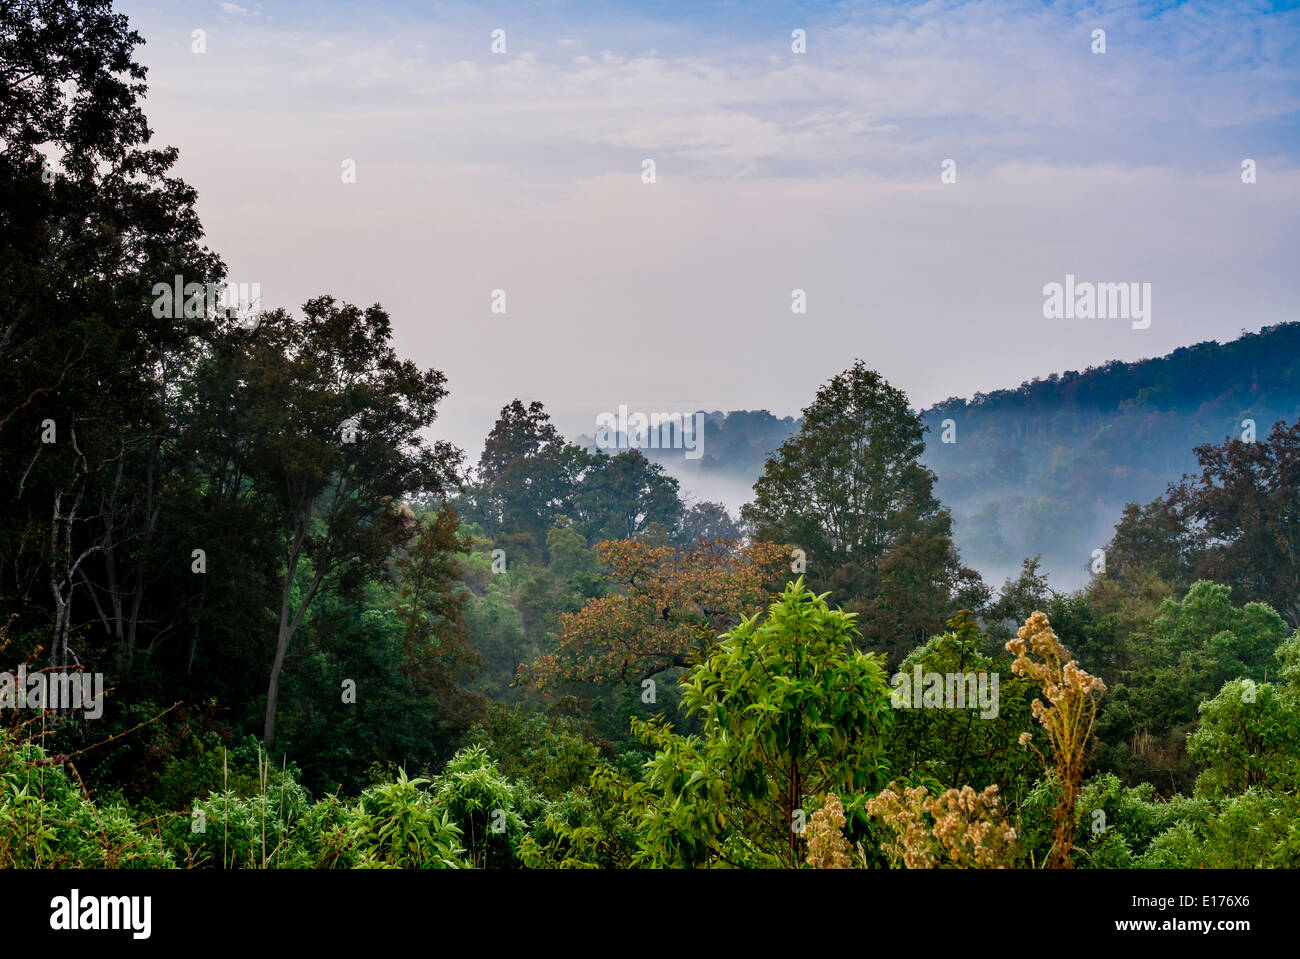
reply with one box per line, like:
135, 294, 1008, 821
0, 732, 170, 868
432, 746, 538, 868
349, 769, 466, 869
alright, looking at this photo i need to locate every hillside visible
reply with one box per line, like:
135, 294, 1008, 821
609, 323, 1300, 589
924, 322, 1300, 587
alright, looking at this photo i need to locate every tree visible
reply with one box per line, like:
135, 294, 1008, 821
544, 521, 599, 583
478, 400, 562, 487
741, 361, 951, 606
634, 579, 894, 868
1187, 679, 1300, 798
675, 501, 745, 547
572, 449, 683, 544
275, 577, 453, 795
986, 556, 1054, 633
1085, 564, 1175, 683
1103, 497, 1195, 594
187, 297, 460, 748
472, 399, 587, 551
887, 611, 1036, 800
519, 764, 645, 869
393, 502, 483, 728
1097, 580, 1289, 771
1, 0, 224, 669
525, 537, 787, 688
855, 528, 989, 662
1172, 418, 1300, 625
1038, 591, 1123, 689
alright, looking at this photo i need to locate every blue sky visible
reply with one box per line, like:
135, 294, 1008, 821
118, 0, 1299, 469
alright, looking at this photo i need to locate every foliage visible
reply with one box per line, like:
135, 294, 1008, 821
527, 537, 787, 687
1173, 418, 1300, 625
675, 501, 746, 547
467, 704, 603, 800
1094, 580, 1288, 792
1070, 773, 1212, 868
635, 579, 893, 868
0, 730, 170, 868
1187, 675, 1300, 798
348, 767, 466, 869
6, 5, 1300, 873
519, 765, 645, 869
887, 611, 1037, 803
393, 503, 484, 723
1136, 788, 1296, 869
742, 361, 952, 608
431, 746, 536, 868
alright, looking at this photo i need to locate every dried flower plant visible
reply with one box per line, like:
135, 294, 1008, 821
866, 782, 1018, 868
1006, 610, 1107, 868
804, 792, 855, 869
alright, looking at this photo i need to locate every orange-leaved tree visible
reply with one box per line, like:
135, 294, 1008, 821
524, 538, 788, 688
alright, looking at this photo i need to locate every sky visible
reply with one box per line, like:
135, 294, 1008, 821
116, 0, 1300, 466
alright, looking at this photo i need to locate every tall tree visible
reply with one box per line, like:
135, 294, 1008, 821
1102, 497, 1196, 595
1, 0, 223, 669
635, 580, 894, 868
471, 399, 587, 553
187, 297, 460, 748
478, 399, 562, 486
393, 502, 483, 727
742, 360, 952, 607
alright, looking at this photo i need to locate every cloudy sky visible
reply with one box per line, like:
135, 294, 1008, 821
118, 0, 1300, 461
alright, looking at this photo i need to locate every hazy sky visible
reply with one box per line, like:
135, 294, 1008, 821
118, 0, 1300, 460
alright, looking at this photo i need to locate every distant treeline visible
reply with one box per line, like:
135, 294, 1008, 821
923, 323, 1300, 585
617, 324, 1300, 588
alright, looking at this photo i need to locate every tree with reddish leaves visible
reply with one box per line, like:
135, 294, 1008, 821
524, 537, 788, 688
1171, 418, 1300, 626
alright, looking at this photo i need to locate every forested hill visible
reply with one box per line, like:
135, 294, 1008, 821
613, 323, 1300, 589
923, 322, 1300, 587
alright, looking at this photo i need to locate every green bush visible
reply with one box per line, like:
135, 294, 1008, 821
0, 733, 169, 868
432, 746, 538, 868
349, 768, 467, 869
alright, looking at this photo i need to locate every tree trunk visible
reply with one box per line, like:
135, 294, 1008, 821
262, 553, 325, 749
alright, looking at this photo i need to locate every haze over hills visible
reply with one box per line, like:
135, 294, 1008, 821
590, 322, 1300, 591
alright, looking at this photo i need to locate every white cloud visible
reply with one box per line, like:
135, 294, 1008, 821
118, 0, 1299, 463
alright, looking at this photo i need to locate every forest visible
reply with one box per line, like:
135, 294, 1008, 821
3, 0, 1299, 871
